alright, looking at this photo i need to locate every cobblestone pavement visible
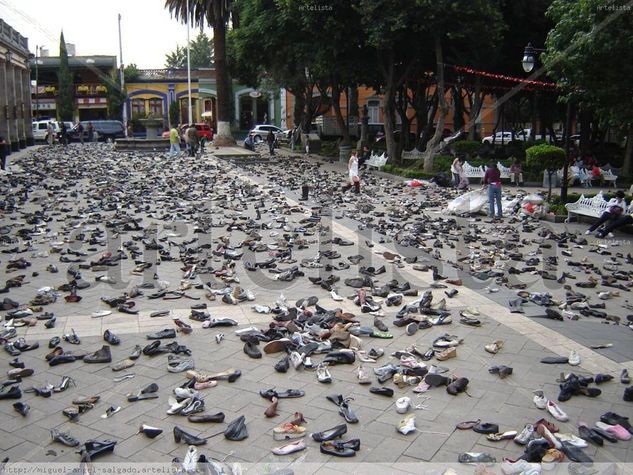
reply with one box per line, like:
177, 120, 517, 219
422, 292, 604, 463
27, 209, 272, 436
0, 144, 631, 473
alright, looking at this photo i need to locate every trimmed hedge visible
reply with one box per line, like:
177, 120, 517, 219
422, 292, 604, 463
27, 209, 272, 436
453, 140, 482, 158
382, 164, 434, 179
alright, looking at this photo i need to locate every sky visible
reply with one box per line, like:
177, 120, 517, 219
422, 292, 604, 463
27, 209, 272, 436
1, 0, 205, 68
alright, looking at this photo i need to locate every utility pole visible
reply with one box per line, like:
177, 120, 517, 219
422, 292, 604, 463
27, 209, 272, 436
118, 13, 127, 135
35, 45, 39, 119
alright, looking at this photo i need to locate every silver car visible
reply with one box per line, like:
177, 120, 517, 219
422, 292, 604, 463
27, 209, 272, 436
249, 125, 286, 144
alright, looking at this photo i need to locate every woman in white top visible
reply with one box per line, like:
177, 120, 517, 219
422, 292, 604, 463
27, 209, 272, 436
348, 151, 360, 193
451, 156, 462, 186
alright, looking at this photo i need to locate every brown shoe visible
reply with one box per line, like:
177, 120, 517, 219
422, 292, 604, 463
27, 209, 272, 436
263, 338, 292, 354
111, 359, 136, 372
72, 395, 100, 406
446, 279, 462, 286
264, 397, 278, 418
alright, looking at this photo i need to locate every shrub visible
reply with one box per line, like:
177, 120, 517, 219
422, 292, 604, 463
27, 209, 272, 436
453, 140, 481, 158
526, 144, 567, 172
432, 154, 455, 173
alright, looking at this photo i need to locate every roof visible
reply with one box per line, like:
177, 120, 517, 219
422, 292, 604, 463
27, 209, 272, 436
29, 56, 117, 69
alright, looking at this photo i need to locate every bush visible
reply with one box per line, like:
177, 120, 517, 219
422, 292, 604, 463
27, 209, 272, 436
526, 144, 567, 172
319, 140, 338, 158
380, 165, 434, 179
453, 140, 481, 158
432, 154, 455, 173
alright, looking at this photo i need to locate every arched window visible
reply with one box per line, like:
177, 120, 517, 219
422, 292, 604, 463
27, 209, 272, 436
148, 98, 163, 117
131, 99, 145, 118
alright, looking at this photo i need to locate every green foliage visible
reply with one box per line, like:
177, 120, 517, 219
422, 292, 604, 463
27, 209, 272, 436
56, 32, 74, 121
381, 163, 434, 179
453, 140, 481, 158
103, 71, 126, 120
124, 64, 140, 82
169, 101, 180, 128
164, 33, 215, 69
526, 144, 566, 171
319, 140, 339, 158
165, 45, 187, 69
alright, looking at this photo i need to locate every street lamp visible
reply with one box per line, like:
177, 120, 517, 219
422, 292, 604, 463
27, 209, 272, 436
521, 42, 571, 202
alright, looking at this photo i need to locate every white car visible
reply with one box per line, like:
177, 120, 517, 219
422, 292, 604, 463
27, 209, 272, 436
481, 131, 518, 145
32, 120, 60, 142
248, 125, 287, 144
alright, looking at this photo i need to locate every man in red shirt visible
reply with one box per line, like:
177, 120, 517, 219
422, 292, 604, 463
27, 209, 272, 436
482, 162, 503, 219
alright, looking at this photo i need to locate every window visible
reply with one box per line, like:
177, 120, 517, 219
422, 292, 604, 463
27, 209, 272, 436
131, 99, 146, 117
148, 98, 163, 117
367, 100, 380, 124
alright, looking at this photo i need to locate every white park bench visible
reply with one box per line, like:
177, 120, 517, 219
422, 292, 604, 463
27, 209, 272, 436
366, 152, 388, 170
565, 191, 633, 225
601, 169, 618, 187
401, 148, 424, 161
558, 166, 591, 187
497, 162, 511, 179
462, 161, 485, 179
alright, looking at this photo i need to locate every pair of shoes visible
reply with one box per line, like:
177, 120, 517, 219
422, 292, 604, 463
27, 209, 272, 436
326, 394, 358, 423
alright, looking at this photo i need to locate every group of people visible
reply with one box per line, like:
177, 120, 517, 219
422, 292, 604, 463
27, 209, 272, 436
169, 125, 204, 158
45, 121, 96, 146
586, 190, 632, 238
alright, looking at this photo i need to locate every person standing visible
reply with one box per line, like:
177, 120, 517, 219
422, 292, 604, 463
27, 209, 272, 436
185, 125, 198, 157
586, 190, 626, 235
451, 156, 461, 186
47, 122, 55, 146
76, 122, 85, 144
266, 130, 275, 156
87, 122, 94, 143
60, 122, 68, 146
0, 135, 7, 170
348, 151, 360, 194
169, 126, 181, 157
359, 145, 371, 170
482, 162, 503, 219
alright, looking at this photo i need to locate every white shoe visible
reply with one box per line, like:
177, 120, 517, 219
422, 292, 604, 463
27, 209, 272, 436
397, 414, 416, 435
316, 364, 332, 384
598, 292, 611, 300
532, 390, 547, 410
235, 326, 259, 335
167, 396, 190, 415
173, 387, 198, 399
546, 400, 569, 421
289, 351, 304, 369
330, 290, 344, 301
555, 432, 588, 448
357, 365, 371, 384
584, 230, 591, 235
396, 397, 411, 414
501, 458, 542, 475
91, 310, 112, 318
568, 350, 581, 366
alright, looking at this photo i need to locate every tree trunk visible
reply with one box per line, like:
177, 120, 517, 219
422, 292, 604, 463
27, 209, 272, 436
452, 86, 465, 132
622, 124, 633, 177
423, 37, 447, 173
579, 107, 591, 155
292, 88, 305, 131
396, 85, 411, 152
383, 59, 399, 164
331, 80, 351, 146
213, 19, 235, 145
468, 77, 482, 141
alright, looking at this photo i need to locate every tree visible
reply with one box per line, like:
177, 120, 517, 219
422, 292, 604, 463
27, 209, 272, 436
165, 0, 236, 145
543, 0, 633, 176
169, 100, 180, 127
57, 32, 74, 121
124, 63, 140, 82
103, 71, 126, 120
165, 45, 187, 69
165, 32, 215, 69
526, 143, 566, 200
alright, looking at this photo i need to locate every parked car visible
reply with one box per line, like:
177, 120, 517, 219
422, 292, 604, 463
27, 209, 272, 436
69, 120, 125, 142
248, 124, 287, 144
481, 131, 517, 145
32, 120, 59, 142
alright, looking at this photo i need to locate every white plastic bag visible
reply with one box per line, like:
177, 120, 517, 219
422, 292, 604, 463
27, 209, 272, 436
447, 189, 488, 214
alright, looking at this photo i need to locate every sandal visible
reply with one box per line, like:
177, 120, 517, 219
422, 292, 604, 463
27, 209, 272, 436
485, 430, 518, 441
456, 419, 481, 430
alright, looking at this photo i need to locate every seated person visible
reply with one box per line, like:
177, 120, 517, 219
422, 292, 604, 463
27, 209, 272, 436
587, 190, 627, 235
509, 159, 523, 186
596, 208, 633, 239
590, 164, 603, 184
244, 133, 255, 151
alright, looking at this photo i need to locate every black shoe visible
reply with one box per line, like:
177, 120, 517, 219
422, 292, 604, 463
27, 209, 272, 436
244, 340, 262, 359
84, 345, 112, 364
129, 345, 142, 360
590, 426, 618, 443
373, 317, 388, 332
44, 316, 57, 328
77, 439, 117, 462
594, 374, 613, 385
187, 412, 225, 423
173, 426, 207, 445
146, 328, 176, 339
274, 355, 290, 373
0, 386, 22, 399
311, 424, 347, 442
473, 422, 499, 434
138, 424, 163, 439
323, 349, 355, 365
223, 415, 248, 441
601, 412, 632, 433
13, 401, 29, 416
205, 318, 238, 327
369, 387, 394, 397
446, 377, 469, 395
9, 358, 24, 369
625, 386, 633, 402
103, 329, 120, 345
578, 424, 604, 446
48, 336, 61, 348
559, 441, 593, 463
320, 440, 356, 457
48, 354, 77, 366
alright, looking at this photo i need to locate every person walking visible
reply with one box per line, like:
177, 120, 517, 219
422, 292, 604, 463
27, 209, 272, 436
266, 130, 275, 156
47, 122, 55, 146
169, 126, 181, 157
0, 135, 7, 170
76, 122, 84, 144
87, 122, 94, 143
483, 162, 503, 219
348, 151, 360, 194
185, 125, 198, 157
586, 190, 627, 236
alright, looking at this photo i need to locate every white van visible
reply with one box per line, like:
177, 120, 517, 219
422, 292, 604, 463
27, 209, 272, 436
32, 120, 59, 142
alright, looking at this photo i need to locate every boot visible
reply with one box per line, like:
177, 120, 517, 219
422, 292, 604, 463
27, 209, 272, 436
84, 345, 112, 363
353, 182, 360, 194
300, 184, 309, 201
173, 426, 207, 445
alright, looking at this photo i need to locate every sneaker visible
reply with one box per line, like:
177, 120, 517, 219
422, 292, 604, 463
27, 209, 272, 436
514, 423, 535, 445
397, 414, 416, 435
501, 458, 542, 474
396, 397, 411, 414
316, 364, 332, 384
357, 365, 371, 385
546, 400, 569, 421
533, 390, 547, 410
568, 350, 581, 366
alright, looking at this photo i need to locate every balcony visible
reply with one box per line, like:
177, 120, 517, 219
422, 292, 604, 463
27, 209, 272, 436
76, 84, 108, 96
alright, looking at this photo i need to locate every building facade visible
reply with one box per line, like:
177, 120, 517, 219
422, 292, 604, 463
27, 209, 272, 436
30, 55, 117, 122
126, 68, 282, 132
0, 19, 34, 152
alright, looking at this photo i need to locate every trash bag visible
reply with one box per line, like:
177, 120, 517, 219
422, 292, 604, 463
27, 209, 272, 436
522, 194, 545, 205
447, 189, 488, 214
501, 196, 522, 215
224, 415, 248, 441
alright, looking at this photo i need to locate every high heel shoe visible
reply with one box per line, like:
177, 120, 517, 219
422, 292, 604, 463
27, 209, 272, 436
53, 376, 76, 392
173, 426, 207, 445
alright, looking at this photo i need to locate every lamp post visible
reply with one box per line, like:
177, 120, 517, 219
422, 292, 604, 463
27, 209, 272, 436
35, 46, 39, 120
186, 1, 193, 125
118, 14, 128, 136
521, 42, 571, 202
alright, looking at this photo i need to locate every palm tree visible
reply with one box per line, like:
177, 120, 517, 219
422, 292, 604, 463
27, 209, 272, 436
165, 0, 235, 145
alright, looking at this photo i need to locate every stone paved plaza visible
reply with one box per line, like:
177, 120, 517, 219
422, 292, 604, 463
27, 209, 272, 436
0, 143, 632, 474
